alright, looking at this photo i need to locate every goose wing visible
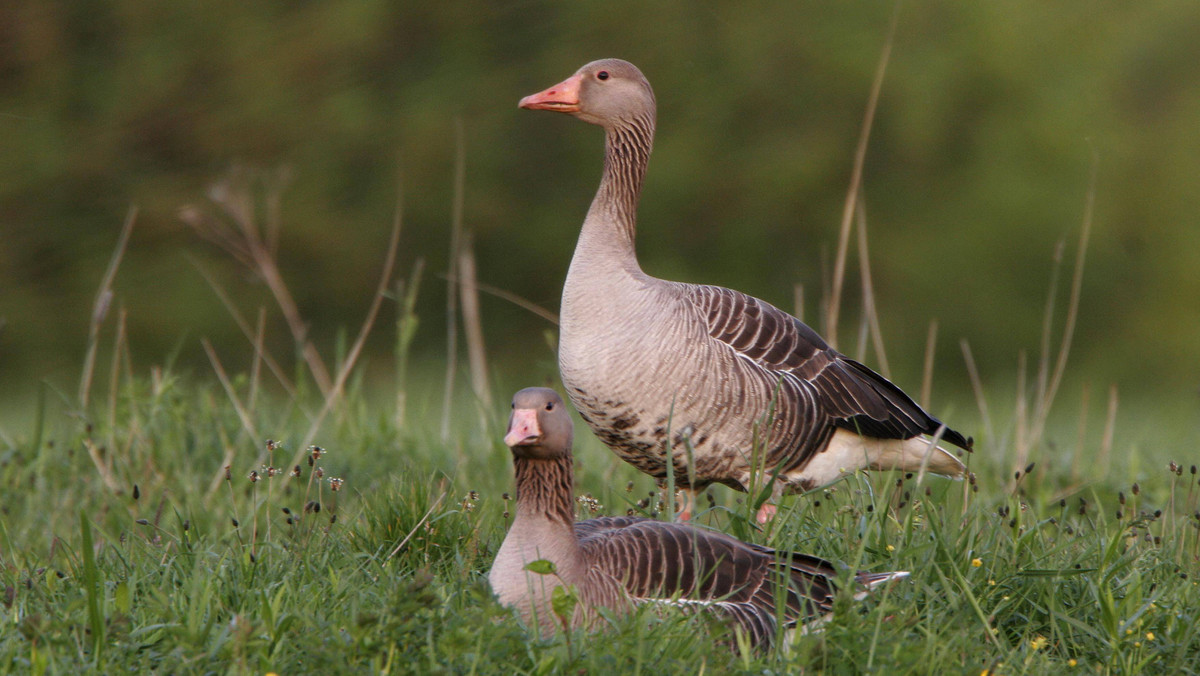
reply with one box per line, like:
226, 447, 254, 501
576, 516, 837, 644
686, 284, 971, 450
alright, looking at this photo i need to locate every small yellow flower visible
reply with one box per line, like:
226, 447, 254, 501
887, 544, 895, 552
1146, 632, 1155, 641
1126, 629, 1134, 635
1068, 658, 1077, 667
972, 558, 983, 567
1030, 635, 1047, 650
988, 579, 996, 586
1134, 642, 1141, 648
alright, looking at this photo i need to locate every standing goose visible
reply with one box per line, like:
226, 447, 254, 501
489, 387, 907, 646
519, 59, 972, 522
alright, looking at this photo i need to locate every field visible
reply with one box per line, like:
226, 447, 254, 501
2, 321, 1199, 675
3, 107, 1199, 676
6, 5, 1200, 674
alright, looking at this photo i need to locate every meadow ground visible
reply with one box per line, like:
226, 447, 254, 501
1, 364, 1198, 675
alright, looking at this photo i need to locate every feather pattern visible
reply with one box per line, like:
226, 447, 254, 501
525, 60, 972, 510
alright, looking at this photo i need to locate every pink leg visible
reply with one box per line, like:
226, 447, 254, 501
675, 488, 697, 521
756, 502, 777, 524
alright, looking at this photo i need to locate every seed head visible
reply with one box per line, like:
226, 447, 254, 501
329, 477, 344, 492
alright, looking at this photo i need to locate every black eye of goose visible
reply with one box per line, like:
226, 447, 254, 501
545, 402, 554, 411
596, 70, 609, 81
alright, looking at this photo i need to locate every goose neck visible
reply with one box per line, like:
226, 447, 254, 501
579, 117, 655, 262
511, 455, 578, 535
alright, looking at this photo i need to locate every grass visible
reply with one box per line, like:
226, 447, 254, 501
2, 114, 1196, 674
1, 361, 1199, 674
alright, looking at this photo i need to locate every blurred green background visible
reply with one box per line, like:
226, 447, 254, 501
2, 1, 1198, 427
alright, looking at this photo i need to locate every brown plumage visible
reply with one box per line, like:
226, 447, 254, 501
488, 387, 907, 647
519, 59, 973, 522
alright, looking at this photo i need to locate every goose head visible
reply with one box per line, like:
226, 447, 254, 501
519, 59, 656, 129
504, 387, 574, 460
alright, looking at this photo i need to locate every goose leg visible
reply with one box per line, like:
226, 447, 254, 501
756, 502, 778, 524
676, 488, 698, 521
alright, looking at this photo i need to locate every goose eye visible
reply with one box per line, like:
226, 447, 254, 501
596, 71, 609, 81
545, 402, 554, 411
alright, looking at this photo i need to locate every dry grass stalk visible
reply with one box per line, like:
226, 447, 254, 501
386, 490, 448, 564
854, 314, 871, 364
83, 437, 122, 493
202, 338, 260, 442
1034, 238, 1066, 417
80, 206, 137, 409
461, 278, 558, 325
206, 425, 238, 499
249, 307, 267, 414
1098, 384, 1118, 478
920, 319, 939, 410
960, 338, 994, 441
188, 260, 303, 405
1013, 351, 1029, 488
441, 120, 467, 443
855, 201, 890, 378
395, 258, 425, 428
459, 231, 492, 412
1071, 384, 1090, 483
793, 283, 805, 323
181, 166, 334, 397
1027, 161, 1097, 450
106, 307, 127, 450
824, 2, 899, 345
294, 191, 403, 465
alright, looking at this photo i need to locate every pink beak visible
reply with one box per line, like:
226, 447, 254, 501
519, 73, 583, 112
505, 408, 542, 447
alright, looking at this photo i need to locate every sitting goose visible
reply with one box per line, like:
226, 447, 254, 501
489, 387, 907, 646
519, 59, 973, 522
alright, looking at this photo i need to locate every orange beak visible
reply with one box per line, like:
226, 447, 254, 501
504, 408, 542, 447
519, 73, 583, 113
